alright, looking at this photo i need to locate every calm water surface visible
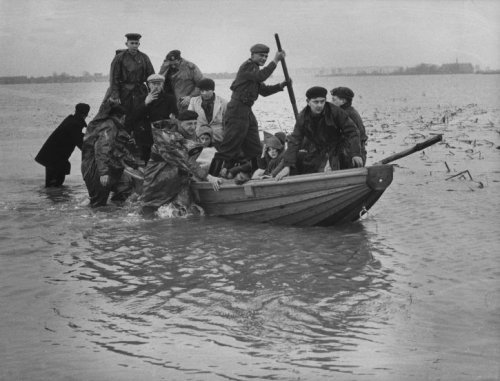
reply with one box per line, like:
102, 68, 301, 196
0, 75, 499, 380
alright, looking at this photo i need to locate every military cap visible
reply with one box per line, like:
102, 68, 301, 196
166, 50, 181, 61
197, 78, 215, 91
196, 125, 213, 138
250, 43, 270, 54
178, 110, 198, 121
305, 86, 328, 99
147, 74, 165, 83
263, 131, 283, 150
330, 86, 355, 100
125, 33, 142, 41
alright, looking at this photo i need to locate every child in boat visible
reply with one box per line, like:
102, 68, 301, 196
196, 125, 218, 175
252, 131, 285, 179
196, 125, 214, 148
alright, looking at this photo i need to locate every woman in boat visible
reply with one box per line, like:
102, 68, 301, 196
252, 131, 286, 179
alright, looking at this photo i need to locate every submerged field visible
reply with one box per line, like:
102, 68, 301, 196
0, 74, 499, 380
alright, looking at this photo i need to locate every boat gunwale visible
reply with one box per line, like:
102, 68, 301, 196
192, 164, 392, 191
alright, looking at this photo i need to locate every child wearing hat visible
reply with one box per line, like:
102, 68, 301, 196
252, 131, 286, 179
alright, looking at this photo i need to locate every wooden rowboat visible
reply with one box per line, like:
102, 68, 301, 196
191, 164, 393, 227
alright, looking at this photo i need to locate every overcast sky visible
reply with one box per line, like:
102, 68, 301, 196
1, 0, 499, 76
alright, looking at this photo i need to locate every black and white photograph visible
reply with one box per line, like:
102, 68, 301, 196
1, 0, 499, 380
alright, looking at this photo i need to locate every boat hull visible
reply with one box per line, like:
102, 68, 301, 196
192, 165, 393, 226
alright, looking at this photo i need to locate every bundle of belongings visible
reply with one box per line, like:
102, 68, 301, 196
139, 117, 207, 217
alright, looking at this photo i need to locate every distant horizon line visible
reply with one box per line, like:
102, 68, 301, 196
1, 60, 500, 78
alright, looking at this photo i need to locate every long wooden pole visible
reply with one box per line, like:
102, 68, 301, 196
375, 134, 443, 165
274, 33, 299, 121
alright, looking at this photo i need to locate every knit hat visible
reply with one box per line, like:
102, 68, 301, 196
198, 78, 215, 91
330, 86, 355, 100
305, 86, 328, 99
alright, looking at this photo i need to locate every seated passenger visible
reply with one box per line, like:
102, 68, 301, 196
81, 103, 139, 207
195, 125, 217, 174
275, 86, 362, 180
188, 78, 227, 148
196, 125, 214, 148
252, 131, 285, 179
330, 86, 367, 165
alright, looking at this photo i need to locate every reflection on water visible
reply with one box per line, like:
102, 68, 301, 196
47, 217, 394, 378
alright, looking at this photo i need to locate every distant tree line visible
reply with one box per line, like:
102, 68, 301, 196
0, 71, 237, 85
0, 72, 109, 85
317, 61, 493, 77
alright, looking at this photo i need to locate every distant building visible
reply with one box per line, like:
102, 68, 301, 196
439, 62, 474, 74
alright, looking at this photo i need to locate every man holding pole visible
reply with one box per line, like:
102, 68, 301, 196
209, 43, 288, 178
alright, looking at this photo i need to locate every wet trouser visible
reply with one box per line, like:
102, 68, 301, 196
212, 100, 262, 172
82, 160, 133, 207
45, 166, 66, 187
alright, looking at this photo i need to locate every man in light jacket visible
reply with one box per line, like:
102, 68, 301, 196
188, 78, 227, 148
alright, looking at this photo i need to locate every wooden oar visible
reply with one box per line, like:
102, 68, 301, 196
274, 33, 299, 121
374, 134, 443, 165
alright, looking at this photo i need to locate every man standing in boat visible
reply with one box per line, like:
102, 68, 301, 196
275, 86, 363, 180
130, 73, 179, 163
158, 50, 203, 112
330, 86, 368, 165
106, 33, 155, 136
209, 43, 288, 178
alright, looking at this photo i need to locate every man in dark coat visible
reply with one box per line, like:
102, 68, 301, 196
130, 73, 178, 163
81, 103, 138, 207
105, 33, 155, 136
275, 87, 363, 180
331, 86, 368, 165
35, 103, 90, 187
210, 43, 288, 178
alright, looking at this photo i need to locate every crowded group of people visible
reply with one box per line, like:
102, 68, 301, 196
35, 33, 367, 216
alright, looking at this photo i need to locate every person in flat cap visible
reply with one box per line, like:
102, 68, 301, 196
330, 86, 367, 164
35, 103, 90, 187
275, 86, 363, 180
158, 50, 203, 112
209, 43, 289, 178
103, 33, 155, 149
129, 73, 178, 163
188, 77, 228, 149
